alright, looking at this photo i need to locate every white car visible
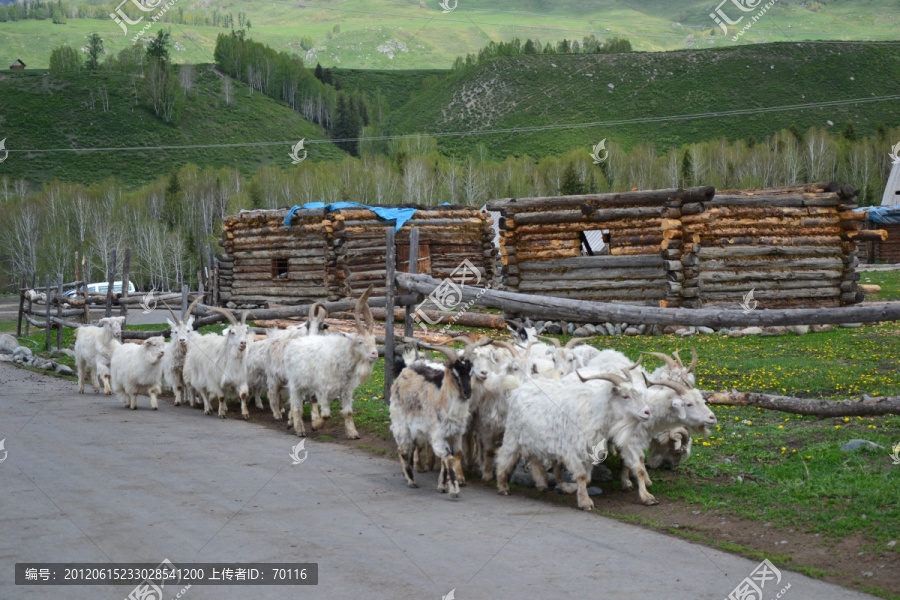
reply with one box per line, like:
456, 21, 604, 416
64, 281, 136, 298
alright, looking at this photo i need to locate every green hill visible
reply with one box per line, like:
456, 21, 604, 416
384, 42, 900, 158
2, 0, 899, 70
0, 66, 345, 187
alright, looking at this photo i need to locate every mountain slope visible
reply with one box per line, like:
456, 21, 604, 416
0, 66, 345, 187
384, 42, 900, 157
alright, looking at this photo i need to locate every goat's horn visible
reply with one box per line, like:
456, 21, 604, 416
161, 300, 179, 323
564, 336, 591, 349
209, 307, 239, 326
360, 285, 375, 333
576, 370, 626, 387
626, 354, 644, 371
506, 319, 523, 331
419, 343, 458, 363
649, 377, 691, 396
184, 295, 203, 319
539, 335, 560, 348
490, 340, 520, 358
240, 310, 250, 326
642, 351, 679, 370
687, 348, 698, 374
447, 335, 476, 345
468, 336, 494, 350
673, 349, 685, 369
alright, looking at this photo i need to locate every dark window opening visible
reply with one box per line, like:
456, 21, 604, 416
581, 230, 609, 256
272, 258, 289, 280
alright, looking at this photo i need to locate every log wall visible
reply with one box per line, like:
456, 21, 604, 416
488, 183, 867, 309
219, 206, 494, 307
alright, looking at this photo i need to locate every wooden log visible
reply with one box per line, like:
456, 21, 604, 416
699, 288, 840, 301
512, 206, 663, 227
486, 187, 714, 211
697, 245, 841, 259
105, 249, 116, 318
44, 275, 52, 350
706, 206, 837, 219
701, 235, 842, 247
698, 226, 842, 238
706, 391, 900, 417
698, 269, 843, 282
609, 246, 661, 256
708, 192, 843, 207
519, 278, 666, 292
520, 266, 665, 281
681, 202, 705, 216
517, 255, 665, 270
846, 230, 888, 242
698, 279, 841, 293
700, 256, 845, 270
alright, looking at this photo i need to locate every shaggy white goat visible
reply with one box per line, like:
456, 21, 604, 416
162, 298, 201, 407
110, 336, 167, 410
74, 316, 125, 394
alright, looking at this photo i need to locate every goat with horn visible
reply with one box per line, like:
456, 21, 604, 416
162, 297, 202, 408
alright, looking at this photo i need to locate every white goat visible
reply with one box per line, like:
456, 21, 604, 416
110, 337, 167, 410
495, 367, 652, 510
182, 308, 255, 417
390, 337, 493, 498
283, 288, 377, 438
162, 298, 201, 407
74, 316, 125, 394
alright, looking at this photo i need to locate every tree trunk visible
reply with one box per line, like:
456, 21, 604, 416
706, 391, 900, 417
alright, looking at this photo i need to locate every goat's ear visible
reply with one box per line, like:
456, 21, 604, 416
671, 398, 686, 420
166, 318, 176, 328
185, 316, 195, 328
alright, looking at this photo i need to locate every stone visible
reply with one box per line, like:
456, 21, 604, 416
50, 348, 76, 358
811, 324, 834, 333
728, 330, 744, 338
572, 327, 591, 337
583, 324, 597, 334
586, 487, 604, 496
624, 327, 641, 336
761, 326, 788, 336
567, 322, 575, 335
663, 325, 680, 335
604, 322, 616, 336
0, 333, 19, 354
225, 301, 237, 309
614, 323, 623, 336
55, 364, 75, 377
740, 326, 763, 335
13, 346, 33, 359
787, 325, 809, 335
677, 329, 694, 338
545, 323, 562, 335
591, 463, 613, 482
697, 326, 715, 335
718, 328, 729, 335
840, 439, 884, 452
840, 322, 863, 328
637, 324, 647, 335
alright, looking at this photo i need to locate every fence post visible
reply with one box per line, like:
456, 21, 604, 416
26, 273, 35, 336
44, 275, 51, 351
403, 228, 419, 338
105, 249, 116, 318
120, 248, 131, 320
383, 226, 396, 404
57, 273, 64, 350
16, 273, 25, 337
181, 284, 189, 318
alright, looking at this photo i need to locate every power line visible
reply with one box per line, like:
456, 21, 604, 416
7, 94, 898, 155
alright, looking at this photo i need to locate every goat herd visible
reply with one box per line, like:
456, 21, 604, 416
70, 287, 717, 509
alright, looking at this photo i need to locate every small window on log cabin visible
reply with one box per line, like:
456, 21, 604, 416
271, 258, 289, 280
397, 242, 432, 275
581, 230, 609, 256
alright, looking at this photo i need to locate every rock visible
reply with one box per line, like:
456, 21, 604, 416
663, 325, 680, 335
50, 348, 76, 358
573, 326, 591, 337
591, 463, 613, 482
55, 364, 75, 377
728, 330, 744, 338
509, 461, 537, 488
226, 301, 237, 309
840, 322, 863, 328
740, 326, 763, 335
0, 333, 19, 354
604, 322, 616, 336
840, 439, 884, 452
567, 322, 575, 335
697, 326, 715, 335
13, 346, 33, 359
637, 324, 647, 334
811, 324, 834, 333
586, 486, 604, 496
583, 324, 597, 335
624, 327, 641, 336
761, 326, 788, 336
651, 324, 664, 336
718, 328, 729, 335
614, 323, 623, 336
677, 329, 694, 338
545, 323, 562, 335
787, 325, 809, 335
888, 540, 897, 548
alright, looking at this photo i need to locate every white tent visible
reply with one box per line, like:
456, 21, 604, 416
882, 161, 900, 206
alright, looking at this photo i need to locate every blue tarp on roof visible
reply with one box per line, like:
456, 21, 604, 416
283, 202, 418, 231
867, 206, 900, 225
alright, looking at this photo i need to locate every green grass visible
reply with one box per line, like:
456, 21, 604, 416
861, 270, 900, 301
3, 0, 900, 70
0, 67, 345, 186
385, 41, 900, 158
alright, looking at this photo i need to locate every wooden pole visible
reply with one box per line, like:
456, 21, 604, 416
383, 226, 396, 404
56, 274, 63, 350
16, 273, 25, 337
120, 248, 131, 320
181, 284, 189, 318
404, 228, 419, 339
80, 255, 89, 325
44, 275, 51, 351
105, 249, 116, 318
25, 273, 35, 336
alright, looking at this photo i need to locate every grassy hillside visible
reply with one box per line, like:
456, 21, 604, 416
384, 42, 900, 158
0, 66, 345, 187
2, 0, 899, 70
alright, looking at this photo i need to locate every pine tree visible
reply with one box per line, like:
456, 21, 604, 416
314, 62, 324, 81
788, 123, 803, 144
85, 33, 104, 70
560, 162, 584, 195
162, 169, 181, 228
248, 178, 263, 209
842, 120, 857, 141
681, 149, 693, 187
747, 135, 756, 148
